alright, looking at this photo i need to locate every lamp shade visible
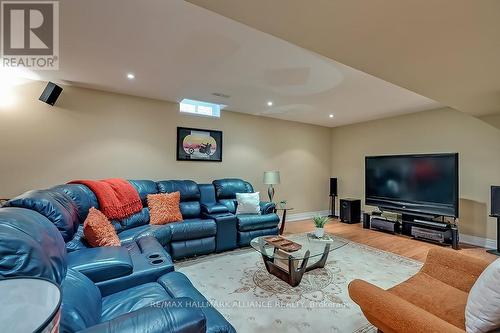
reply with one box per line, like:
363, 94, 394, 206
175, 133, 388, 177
263, 171, 280, 185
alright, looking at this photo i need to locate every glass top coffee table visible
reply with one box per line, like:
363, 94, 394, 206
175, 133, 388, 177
250, 233, 348, 287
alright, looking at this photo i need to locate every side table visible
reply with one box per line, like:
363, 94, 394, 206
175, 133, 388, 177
0, 277, 62, 332
275, 207, 294, 235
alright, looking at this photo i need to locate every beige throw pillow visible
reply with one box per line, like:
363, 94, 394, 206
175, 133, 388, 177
235, 192, 261, 215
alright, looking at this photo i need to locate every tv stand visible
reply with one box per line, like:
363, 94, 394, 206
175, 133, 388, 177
365, 212, 460, 250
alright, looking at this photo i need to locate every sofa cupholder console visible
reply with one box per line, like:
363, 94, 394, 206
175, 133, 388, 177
94, 236, 175, 296
202, 212, 238, 253
148, 252, 165, 265
65, 236, 175, 296
150, 258, 165, 265
148, 253, 161, 259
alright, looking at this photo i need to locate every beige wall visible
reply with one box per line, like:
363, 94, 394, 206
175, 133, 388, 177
480, 114, 500, 130
331, 107, 500, 239
0, 81, 331, 213
3, 81, 499, 239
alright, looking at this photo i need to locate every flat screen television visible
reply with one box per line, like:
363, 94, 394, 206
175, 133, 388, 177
365, 153, 459, 217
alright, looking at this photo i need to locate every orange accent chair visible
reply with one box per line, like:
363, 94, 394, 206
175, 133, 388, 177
348, 247, 491, 333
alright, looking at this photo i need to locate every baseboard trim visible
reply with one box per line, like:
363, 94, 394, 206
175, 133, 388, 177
285, 210, 497, 249
460, 234, 496, 249
286, 210, 330, 222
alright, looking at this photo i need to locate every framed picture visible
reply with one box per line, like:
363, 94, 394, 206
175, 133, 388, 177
177, 127, 223, 162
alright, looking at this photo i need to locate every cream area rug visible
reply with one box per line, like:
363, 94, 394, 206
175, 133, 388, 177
176, 234, 422, 333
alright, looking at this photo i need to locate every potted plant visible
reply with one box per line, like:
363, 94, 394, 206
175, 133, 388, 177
313, 216, 329, 238
279, 200, 287, 209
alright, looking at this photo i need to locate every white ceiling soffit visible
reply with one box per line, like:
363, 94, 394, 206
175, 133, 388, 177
29, 0, 441, 127
187, 0, 500, 117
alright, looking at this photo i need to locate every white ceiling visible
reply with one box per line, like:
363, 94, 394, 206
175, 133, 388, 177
32, 0, 440, 127
188, 0, 500, 118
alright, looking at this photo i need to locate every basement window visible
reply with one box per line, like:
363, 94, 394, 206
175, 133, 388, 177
179, 99, 222, 118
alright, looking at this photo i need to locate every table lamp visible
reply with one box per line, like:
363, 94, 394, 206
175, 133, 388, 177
263, 171, 280, 202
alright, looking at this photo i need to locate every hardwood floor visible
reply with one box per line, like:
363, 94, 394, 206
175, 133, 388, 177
284, 218, 497, 263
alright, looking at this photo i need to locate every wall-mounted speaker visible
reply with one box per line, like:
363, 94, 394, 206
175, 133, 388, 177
330, 178, 337, 196
492, 186, 500, 217
39, 82, 63, 106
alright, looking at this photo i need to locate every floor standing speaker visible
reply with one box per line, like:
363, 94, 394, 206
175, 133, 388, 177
330, 178, 337, 196
489, 186, 500, 256
329, 178, 338, 218
492, 186, 500, 217
340, 198, 361, 224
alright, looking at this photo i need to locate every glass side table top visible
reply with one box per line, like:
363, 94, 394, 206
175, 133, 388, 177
0, 277, 61, 332
250, 233, 348, 261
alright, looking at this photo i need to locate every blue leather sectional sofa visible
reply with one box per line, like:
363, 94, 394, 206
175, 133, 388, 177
0, 178, 280, 333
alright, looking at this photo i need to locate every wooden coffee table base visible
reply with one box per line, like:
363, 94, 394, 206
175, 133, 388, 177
260, 243, 331, 287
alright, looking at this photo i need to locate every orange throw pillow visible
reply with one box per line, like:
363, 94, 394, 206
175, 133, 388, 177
83, 207, 121, 247
147, 192, 183, 225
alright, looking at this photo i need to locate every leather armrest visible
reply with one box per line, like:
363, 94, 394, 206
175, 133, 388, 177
67, 246, 133, 283
79, 297, 206, 333
201, 203, 229, 214
348, 279, 464, 333
135, 235, 170, 257
259, 201, 275, 215
96, 236, 174, 296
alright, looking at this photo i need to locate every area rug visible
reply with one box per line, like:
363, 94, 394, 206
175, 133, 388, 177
176, 234, 422, 333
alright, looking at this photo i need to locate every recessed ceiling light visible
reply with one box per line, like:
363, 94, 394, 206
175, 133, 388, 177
329, 114, 334, 118
126, 73, 135, 80
267, 101, 273, 106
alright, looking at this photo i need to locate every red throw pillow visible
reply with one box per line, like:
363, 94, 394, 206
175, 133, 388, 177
83, 207, 121, 247
147, 192, 183, 225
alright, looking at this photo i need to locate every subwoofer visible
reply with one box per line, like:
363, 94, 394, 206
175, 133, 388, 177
340, 198, 361, 224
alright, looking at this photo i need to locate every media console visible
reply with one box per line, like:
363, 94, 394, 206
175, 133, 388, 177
364, 212, 459, 250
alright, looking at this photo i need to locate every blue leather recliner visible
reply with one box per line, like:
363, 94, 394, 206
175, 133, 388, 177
6, 178, 279, 258
0, 207, 236, 333
157, 180, 217, 259
1, 177, 280, 332
212, 179, 280, 246
6, 180, 217, 260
